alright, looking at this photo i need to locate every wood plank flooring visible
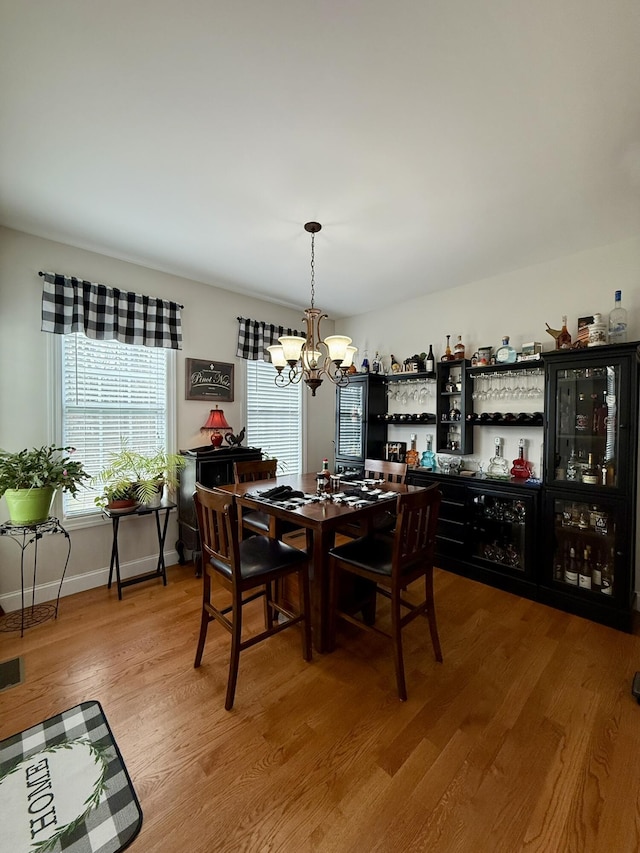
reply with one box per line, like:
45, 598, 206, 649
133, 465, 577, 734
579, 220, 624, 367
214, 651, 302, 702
2, 562, 640, 852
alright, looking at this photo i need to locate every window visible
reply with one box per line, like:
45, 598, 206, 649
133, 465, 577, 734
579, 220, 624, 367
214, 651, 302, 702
246, 360, 302, 474
58, 333, 173, 518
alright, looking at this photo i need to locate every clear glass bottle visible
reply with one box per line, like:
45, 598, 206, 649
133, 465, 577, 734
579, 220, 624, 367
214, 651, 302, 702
495, 336, 517, 364
566, 448, 579, 481
453, 335, 465, 360
487, 437, 510, 479
371, 351, 381, 374
556, 315, 572, 349
361, 350, 370, 373
608, 290, 628, 344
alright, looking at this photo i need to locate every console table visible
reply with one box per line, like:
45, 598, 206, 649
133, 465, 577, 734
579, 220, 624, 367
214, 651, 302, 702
0, 517, 71, 636
103, 501, 176, 599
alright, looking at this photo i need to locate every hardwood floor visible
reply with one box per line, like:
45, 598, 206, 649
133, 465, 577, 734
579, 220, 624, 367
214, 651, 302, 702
2, 562, 640, 852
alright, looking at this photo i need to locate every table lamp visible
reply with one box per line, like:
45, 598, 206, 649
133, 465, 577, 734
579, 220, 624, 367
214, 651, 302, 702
201, 405, 231, 447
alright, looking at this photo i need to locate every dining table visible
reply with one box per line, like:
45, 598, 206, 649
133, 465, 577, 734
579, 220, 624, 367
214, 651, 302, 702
217, 472, 425, 652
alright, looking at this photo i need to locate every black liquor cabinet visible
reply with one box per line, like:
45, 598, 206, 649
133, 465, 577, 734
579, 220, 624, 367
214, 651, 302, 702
539, 342, 640, 630
334, 374, 387, 474
402, 342, 640, 631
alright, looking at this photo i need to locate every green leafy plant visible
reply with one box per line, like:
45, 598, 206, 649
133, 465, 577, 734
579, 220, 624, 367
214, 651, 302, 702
92, 447, 185, 508
0, 445, 90, 498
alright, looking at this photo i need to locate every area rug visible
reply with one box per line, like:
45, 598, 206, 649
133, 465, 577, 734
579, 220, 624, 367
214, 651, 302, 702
0, 700, 143, 853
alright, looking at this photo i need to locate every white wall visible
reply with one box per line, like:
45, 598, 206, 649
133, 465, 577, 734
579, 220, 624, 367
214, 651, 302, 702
0, 226, 335, 608
339, 236, 640, 472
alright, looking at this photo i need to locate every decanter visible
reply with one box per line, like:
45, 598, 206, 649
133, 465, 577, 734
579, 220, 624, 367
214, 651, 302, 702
441, 335, 454, 362
453, 335, 465, 360
487, 437, 510, 479
510, 438, 532, 479
421, 435, 436, 470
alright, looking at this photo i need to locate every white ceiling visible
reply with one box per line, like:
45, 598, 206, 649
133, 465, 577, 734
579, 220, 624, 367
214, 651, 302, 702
1, 1, 639, 318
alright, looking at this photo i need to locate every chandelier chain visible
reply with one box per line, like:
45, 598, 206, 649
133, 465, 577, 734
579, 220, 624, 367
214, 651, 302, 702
310, 232, 315, 309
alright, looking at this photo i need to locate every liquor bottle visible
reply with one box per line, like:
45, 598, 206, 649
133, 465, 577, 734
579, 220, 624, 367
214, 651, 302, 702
600, 548, 614, 595
601, 457, 615, 487
441, 335, 454, 362
608, 290, 628, 344
406, 434, 419, 468
495, 336, 517, 364
487, 437, 510, 479
592, 392, 607, 436
566, 449, 579, 481
556, 315, 572, 349
510, 438, 532, 479
565, 543, 578, 585
581, 453, 599, 485
371, 351, 381, 374
591, 546, 602, 592
425, 345, 435, 377
421, 435, 436, 470
578, 546, 592, 590
575, 393, 590, 433
453, 335, 465, 360
322, 458, 331, 480
361, 351, 370, 373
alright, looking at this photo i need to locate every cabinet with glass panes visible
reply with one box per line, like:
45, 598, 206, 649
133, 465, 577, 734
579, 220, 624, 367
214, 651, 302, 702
540, 341, 640, 630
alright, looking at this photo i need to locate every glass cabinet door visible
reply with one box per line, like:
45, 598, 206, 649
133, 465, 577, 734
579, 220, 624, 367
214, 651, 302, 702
549, 495, 624, 600
549, 362, 625, 490
336, 381, 364, 461
468, 488, 536, 578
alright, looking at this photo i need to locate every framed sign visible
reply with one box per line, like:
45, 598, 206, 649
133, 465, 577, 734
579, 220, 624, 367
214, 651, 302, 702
185, 359, 234, 402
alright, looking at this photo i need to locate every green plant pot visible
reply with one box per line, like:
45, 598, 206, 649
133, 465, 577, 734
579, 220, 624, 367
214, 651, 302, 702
4, 486, 56, 525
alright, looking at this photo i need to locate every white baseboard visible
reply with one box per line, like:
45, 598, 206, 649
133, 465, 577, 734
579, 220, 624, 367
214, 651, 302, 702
0, 549, 180, 612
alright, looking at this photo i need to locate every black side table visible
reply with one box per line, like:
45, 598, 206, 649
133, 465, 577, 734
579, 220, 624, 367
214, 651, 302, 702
0, 517, 71, 637
103, 501, 176, 599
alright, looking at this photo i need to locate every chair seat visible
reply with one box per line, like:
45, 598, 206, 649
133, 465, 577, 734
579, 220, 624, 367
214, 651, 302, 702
211, 535, 307, 583
242, 508, 272, 533
329, 534, 395, 576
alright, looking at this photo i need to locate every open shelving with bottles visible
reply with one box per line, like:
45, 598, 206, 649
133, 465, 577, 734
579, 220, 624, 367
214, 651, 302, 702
436, 360, 473, 455
384, 372, 437, 426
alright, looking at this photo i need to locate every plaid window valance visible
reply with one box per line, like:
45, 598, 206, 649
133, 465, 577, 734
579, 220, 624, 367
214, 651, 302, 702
40, 272, 183, 350
236, 316, 306, 361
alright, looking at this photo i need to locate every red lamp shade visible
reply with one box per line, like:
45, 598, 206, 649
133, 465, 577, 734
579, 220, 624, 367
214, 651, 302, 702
201, 406, 231, 446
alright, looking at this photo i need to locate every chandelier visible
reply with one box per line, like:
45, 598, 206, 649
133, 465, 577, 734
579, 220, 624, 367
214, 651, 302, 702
267, 222, 357, 396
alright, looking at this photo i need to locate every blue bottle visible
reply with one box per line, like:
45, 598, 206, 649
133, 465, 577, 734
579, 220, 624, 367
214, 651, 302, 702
421, 435, 436, 470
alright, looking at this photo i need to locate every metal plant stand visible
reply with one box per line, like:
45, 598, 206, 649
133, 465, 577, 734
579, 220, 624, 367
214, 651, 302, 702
0, 517, 71, 636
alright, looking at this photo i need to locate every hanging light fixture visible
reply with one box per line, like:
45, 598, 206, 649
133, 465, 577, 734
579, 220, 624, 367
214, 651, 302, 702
267, 222, 357, 396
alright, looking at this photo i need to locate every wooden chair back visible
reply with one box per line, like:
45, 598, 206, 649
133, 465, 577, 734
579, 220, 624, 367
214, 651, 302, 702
234, 458, 277, 484
392, 485, 441, 583
363, 458, 407, 484
194, 483, 240, 581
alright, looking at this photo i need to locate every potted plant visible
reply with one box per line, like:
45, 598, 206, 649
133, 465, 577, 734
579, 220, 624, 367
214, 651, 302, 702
0, 445, 90, 524
93, 447, 185, 509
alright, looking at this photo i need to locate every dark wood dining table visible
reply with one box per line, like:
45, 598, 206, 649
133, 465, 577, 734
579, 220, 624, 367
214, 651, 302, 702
217, 472, 424, 652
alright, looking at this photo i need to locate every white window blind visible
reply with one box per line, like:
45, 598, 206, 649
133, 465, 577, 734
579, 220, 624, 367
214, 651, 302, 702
60, 334, 169, 517
246, 360, 302, 475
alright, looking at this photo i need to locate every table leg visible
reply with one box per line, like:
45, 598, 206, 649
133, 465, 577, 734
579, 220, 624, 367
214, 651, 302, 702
311, 527, 334, 653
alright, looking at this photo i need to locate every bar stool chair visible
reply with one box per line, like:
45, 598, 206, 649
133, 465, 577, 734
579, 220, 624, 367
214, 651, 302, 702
193, 484, 312, 710
328, 485, 442, 701
233, 458, 279, 537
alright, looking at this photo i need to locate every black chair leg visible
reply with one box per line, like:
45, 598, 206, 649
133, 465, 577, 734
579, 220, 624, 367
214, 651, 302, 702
194, 572, 210, 668
425, 571, 443, 662
391, 588, 407, 701
225, 592, 243, 710
264, 580, 274, 629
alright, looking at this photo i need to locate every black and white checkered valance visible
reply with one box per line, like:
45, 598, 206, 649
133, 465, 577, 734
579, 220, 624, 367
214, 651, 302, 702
236, 316, 306, 361
40, 272, 183, 350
